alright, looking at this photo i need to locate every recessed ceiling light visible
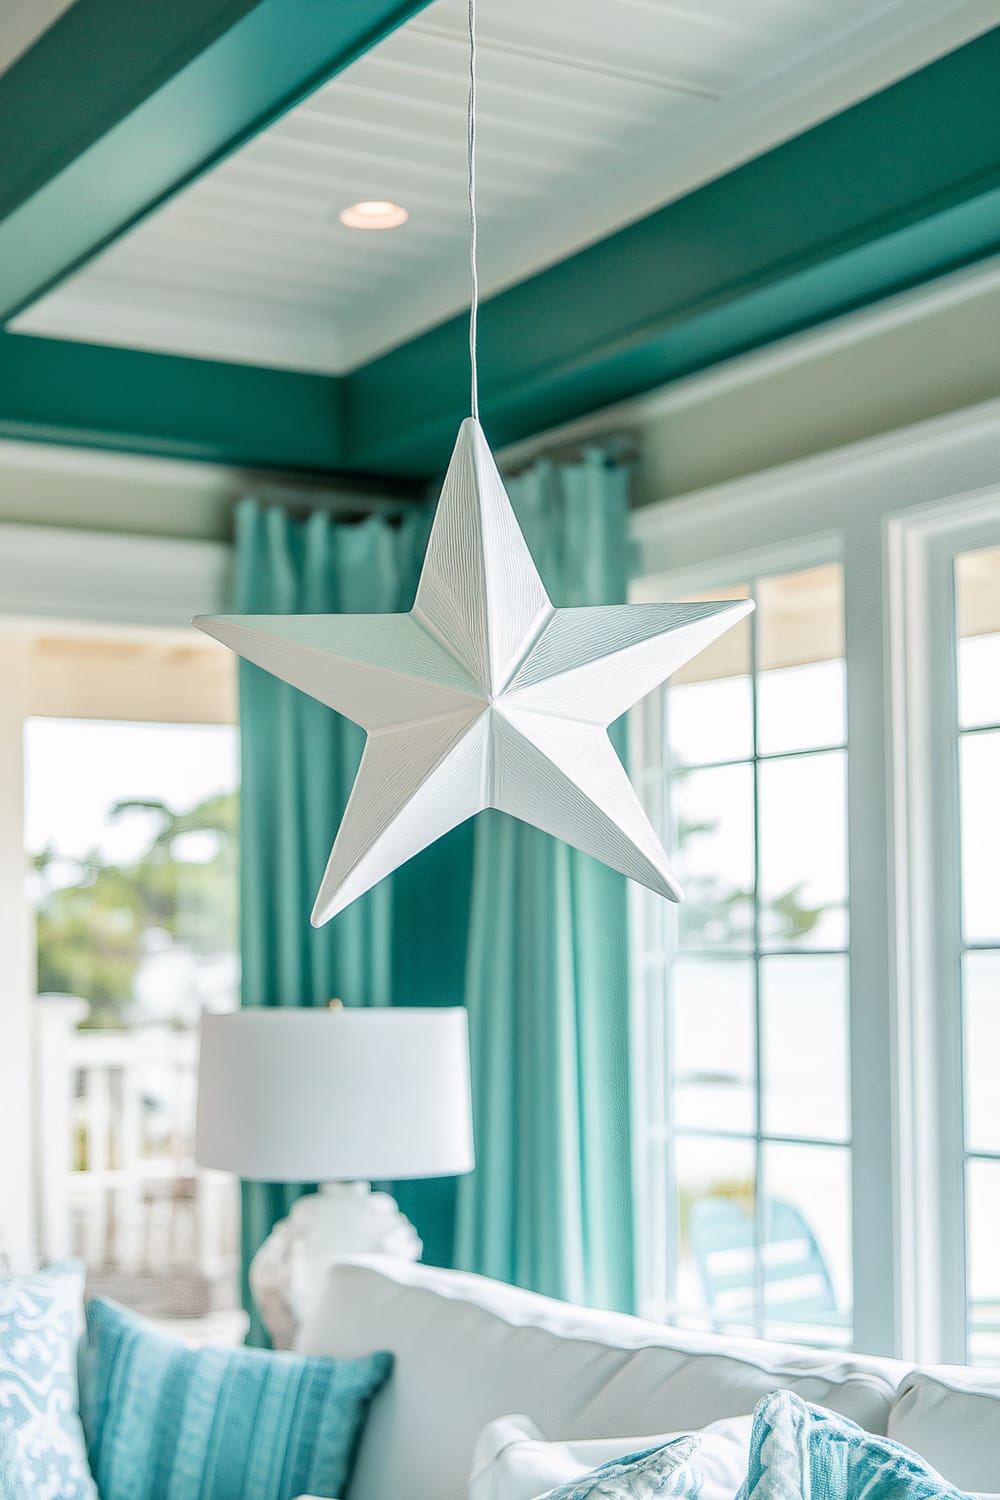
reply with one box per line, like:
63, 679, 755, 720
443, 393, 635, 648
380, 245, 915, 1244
339, 200, 408, 230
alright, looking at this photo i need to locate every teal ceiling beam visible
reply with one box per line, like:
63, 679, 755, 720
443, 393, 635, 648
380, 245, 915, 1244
0, 29, 997, 482
0, 0, 433, 323
0, 331, 347, 472
345, 27, 1000, 475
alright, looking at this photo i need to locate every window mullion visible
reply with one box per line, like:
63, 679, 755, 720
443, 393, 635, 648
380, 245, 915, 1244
749, 586, 767, 1339
841, 512, 898, 1355
889, 519, 969, 1363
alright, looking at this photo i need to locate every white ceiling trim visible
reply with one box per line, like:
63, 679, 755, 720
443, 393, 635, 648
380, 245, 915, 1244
15, 281, 347, 375
0, 433, 408, 508
629, 397, 1000, 587
0, 521, 233, 628
495, 256, 1000, 469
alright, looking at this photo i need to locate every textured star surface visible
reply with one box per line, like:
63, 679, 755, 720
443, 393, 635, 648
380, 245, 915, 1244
196, 418, 752, 925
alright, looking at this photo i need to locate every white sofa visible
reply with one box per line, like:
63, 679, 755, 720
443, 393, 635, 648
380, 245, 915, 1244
296, 1256, 1000, 1500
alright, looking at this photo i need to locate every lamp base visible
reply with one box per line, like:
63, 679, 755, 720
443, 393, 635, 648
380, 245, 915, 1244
249, 1181, 421, 1349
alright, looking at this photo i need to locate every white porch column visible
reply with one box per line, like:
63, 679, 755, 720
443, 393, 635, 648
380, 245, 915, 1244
0, 630, 35, 1269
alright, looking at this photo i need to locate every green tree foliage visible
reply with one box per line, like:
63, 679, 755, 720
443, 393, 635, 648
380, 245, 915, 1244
34, 791, 238, 1028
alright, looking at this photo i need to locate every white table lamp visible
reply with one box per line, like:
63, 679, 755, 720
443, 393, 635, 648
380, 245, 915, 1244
196, 1005, 473, 1346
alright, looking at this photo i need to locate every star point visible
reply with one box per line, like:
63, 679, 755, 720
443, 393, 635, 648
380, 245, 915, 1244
195, 419, 752, 923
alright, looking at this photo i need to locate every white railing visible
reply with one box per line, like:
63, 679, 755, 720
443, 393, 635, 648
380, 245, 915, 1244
33, 996, 239, 1315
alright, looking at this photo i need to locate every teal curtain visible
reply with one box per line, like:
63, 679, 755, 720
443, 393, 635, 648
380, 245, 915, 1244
454, 450, 636, 1313
234, 499, 473, 1344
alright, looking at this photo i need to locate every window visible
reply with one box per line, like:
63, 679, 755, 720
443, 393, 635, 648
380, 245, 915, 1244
955, 544, 1000, 1364
633, 563, 851, 1345
629, 404, 1000, 1366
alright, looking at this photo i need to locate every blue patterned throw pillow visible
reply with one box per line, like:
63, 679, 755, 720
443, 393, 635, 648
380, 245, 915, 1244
738, 1389, 995, 1499
80, 1297, 392, 1500
0, 1262, 97, 1500
542, 1434, 702, 1498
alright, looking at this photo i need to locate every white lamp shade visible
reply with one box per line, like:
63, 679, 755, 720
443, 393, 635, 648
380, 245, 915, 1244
196, 1007, 474, 1183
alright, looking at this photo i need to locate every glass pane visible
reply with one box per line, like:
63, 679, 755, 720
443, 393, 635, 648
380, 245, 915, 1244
964, 952, 1000, 1154
762, 1142, 852, 1345
967, 1159, 1000, 1366
957, 545, 1000, 730
671, 763, 755, 950
758, 751, 847, 951
675, 1135, 756, 1334
756, 565, 845, 756
757, 659, 846, 758
960, 731, 1000, 945
761, 955, 849, 1142
669, 585, 753, 767
672, 958, 755, 1134
669, 677, 754, 769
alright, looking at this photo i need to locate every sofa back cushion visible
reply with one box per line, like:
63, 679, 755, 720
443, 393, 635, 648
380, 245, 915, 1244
888, 1368, 1000, 1493
296, 1257, 901, 1500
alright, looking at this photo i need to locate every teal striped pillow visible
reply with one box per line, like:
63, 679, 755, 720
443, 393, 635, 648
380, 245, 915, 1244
80, 1298, 391, 1500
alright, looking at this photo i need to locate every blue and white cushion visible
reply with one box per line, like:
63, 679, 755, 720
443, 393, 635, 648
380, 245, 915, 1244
738, 1388, 996, 1500
542, 1435, 702, 1498
0, 1262, 97, 1500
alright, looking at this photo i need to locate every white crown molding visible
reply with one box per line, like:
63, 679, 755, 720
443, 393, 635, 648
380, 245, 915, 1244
496, 255, 1000, 470
0, 435, 245, 492
14, 278, 346, 376
629, 396, 1000, 587
0, 433, 408, 520
0, 522, 232, 629
0, 437, 412, 625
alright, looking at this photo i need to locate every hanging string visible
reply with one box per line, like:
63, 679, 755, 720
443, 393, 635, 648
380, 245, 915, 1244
467, 0, 479, 420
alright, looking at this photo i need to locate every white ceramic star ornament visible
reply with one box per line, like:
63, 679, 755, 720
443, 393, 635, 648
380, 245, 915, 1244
195, 420, 752, 924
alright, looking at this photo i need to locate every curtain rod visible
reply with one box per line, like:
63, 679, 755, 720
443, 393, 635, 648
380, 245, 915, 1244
231, 425, 641, 525
229, 467, 422, 524
497, 427, 640, 477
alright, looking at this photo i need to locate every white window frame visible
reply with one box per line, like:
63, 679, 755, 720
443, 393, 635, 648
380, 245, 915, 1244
888, 484, 1000, 1364
629, 534, 848, 1340
629, 397, 1000, 1361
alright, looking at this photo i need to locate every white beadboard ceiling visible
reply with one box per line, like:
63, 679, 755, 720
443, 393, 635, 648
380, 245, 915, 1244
11, 0, 997, 374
